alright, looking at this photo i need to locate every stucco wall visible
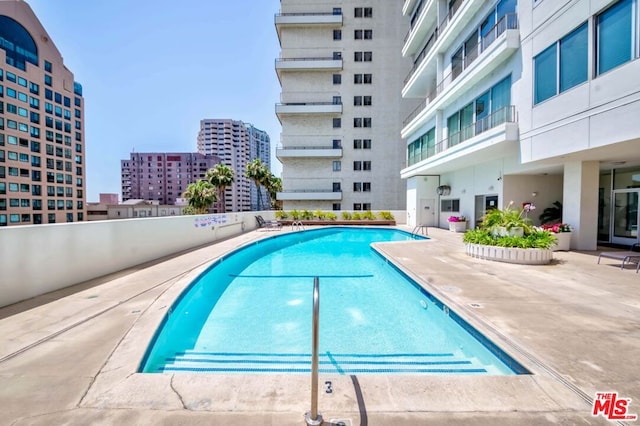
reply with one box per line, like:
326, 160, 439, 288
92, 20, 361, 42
0, 212, 271, 308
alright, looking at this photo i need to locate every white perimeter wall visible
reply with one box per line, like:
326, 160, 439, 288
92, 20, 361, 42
0, 210, 407, 307
0, 212, 272, 308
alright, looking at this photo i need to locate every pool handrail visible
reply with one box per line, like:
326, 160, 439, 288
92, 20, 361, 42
305, 276, 322, 426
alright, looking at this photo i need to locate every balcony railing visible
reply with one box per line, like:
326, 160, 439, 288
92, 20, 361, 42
404, 0, 463, 44
407, 106, 517, 166
276, 11, 342, 17
276, 57, 337, 63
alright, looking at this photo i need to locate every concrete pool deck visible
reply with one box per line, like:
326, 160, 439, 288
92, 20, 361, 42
0, 226, 638, 425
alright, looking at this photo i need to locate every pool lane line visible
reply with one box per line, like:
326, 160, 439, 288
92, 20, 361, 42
228, 274, 374, 278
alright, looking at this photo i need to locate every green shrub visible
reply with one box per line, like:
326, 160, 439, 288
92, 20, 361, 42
482, 202, 533, 235
314, 209, 326, 220
291, 210, 301, 220
362, 210, 376, 220
302, 209, 313, 220
275, 210, 288, 220
352, 212, 362, 220
325, 212, 337, 221
378, 211, 395, 220
341, 212, 352, 220
462, 228, 556, 249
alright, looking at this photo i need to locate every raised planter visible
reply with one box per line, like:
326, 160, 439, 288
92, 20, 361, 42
278, 220, 396, 226
551, 232, 571, 251
465, 243, 553, 265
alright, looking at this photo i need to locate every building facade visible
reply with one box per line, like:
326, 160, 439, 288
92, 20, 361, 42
87, 198, 187, 221
197, 119, 271, 211
0, 1, 85, 226
121, 152, 220, 205
401, 0, 640, 249
275, 1, 414, 212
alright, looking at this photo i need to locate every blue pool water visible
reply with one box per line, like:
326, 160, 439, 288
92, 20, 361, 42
141, 227, 526, 375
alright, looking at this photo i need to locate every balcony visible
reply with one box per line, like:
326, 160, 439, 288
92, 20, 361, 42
402, 106, 518, 177
402, 0, 420, 17
276, 145, 343, 159
275, 11, 343, 41
403, 14, 519, 137
276, 102, 342, 120
402, 0, 437, 56
275, 57, 343, 80
403, 0, 489, 96
277, 189, 342, 201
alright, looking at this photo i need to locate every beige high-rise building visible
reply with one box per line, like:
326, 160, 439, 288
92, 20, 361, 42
275, 1, 413, 212
0, 1, 85, 226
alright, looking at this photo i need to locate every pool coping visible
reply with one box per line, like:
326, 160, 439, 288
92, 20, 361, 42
78, 228, 593, 420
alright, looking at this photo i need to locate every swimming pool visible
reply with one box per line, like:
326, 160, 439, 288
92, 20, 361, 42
141, 227, 526, 375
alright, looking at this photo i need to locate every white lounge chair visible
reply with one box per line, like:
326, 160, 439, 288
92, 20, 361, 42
597, 243, 640, 270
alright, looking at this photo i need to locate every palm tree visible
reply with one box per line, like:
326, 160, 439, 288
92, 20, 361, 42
205, 163, 235, 213
264, 173, 282, 210
182, 180, 216, 214
245, 159, 269, 210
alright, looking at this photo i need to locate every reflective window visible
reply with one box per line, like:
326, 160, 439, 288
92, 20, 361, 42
534, 44, 557, 104
596, 0, 634, 75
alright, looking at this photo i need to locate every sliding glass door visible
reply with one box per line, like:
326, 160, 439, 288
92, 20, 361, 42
611, 190, 639, 245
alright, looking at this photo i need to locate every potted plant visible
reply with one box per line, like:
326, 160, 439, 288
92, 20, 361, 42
448, 215, 467, 232
541, 223, 572, 251
482, 203, 532, 237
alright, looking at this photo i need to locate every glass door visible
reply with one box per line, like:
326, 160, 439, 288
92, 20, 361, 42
611, 190, 639, 245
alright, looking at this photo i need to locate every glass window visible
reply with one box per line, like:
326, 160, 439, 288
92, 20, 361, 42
332, 161, 341, 171
44, 74, 52, 86
44, 61, 52, 72
333, 74, 341, 84
333, 29, 342, 40
534, 44, 557, 104
560, 23, 588, 92
597, 0, 633, 75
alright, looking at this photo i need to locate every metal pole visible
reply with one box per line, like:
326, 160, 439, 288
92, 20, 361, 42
305, 277, 323, 426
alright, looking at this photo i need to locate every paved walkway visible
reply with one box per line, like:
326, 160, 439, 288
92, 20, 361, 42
0, 226, 638, 425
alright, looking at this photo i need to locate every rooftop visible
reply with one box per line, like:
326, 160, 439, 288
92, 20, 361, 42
1, 227, 637, 425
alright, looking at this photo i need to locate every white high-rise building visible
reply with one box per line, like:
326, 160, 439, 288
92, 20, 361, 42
197, 119, 270, 211
401, 0, 640, 250
275, 1, 414, 212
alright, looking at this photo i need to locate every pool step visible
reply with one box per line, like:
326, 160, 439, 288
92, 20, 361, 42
157, 351, 489, 374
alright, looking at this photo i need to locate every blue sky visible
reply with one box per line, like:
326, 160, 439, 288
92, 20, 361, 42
25, 0, 283, 201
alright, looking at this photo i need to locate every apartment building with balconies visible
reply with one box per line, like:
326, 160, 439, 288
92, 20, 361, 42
197, 119, 270, 211
401, 0, 640, 250
0, 1, 86, 226
275, 1, 413, 211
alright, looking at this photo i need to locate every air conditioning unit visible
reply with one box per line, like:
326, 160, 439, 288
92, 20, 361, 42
436, 185, 451, 196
